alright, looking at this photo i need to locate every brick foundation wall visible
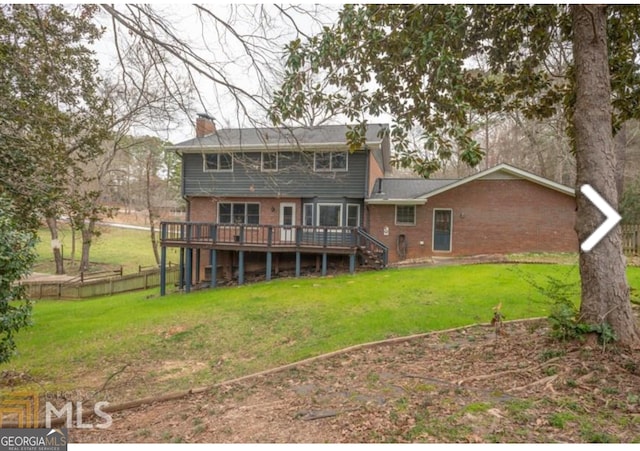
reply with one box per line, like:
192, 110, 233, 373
368, 179, 578, 263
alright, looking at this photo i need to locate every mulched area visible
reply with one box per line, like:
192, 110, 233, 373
70, 318, 640, 444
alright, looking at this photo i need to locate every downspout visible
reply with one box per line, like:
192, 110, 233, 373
179, 150, 191, 222
364, 145, 370, 200
363, 145, 370, 232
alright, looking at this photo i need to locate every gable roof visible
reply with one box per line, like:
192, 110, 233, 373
366, 163, 575, 205
167, 123, 389, 152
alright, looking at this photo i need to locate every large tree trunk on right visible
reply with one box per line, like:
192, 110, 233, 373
571, 5, 640, 347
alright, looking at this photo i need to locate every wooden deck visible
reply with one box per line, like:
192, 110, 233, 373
159, 221, 388, 295
160, 222, 360, 254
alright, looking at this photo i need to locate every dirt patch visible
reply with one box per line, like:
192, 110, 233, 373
22, 272, 76, 283
156, 360, 208, 382
69, 319, 640, 443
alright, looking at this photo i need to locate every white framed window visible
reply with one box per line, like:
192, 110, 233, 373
204, 153, 233, 172
317, 203, 342, 227
218, 202, 260, 225
395, 205, 416, 226
261, 152, 278, 172
347, 204, 360, 227
303, 203, 314, 226
314, 151, 348, 172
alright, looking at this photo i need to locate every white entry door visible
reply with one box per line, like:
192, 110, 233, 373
279, 202, 296, 242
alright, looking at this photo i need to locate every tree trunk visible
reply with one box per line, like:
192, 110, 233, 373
79, 219, 96, 273
46, 216, 65, 275
614, 122, 627, 201
146, 152, 160, 265
149, 209, 160, 266
484, 113, 490, 170
571, 5, 640, 347
70, 226, 76, 266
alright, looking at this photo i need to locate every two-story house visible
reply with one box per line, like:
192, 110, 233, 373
159, 115, 392, 294
159, 115, 578, 295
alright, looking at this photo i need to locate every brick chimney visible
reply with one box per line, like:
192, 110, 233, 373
195, 113, 216, 138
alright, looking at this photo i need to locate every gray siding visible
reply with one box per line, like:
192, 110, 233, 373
183, 150, 368, 198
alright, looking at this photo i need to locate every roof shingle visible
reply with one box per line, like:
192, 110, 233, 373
170, 123, 389, 149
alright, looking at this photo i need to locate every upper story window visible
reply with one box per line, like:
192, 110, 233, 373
204, 153, 233, 172
314, 151, 348, 172
261, 152, 278, 172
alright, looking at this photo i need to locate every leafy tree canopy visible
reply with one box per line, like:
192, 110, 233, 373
0, 4, 110, 229
0, 4, 111, 346
271, 4, 640, 177
0, 196, 36, 364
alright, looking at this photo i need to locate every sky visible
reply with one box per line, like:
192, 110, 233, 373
93, 4, 340, 144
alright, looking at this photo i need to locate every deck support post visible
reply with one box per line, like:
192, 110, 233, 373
210, 249, 217, 288
160, 245, 167, 296
266, 251, 272, 281
160, 222, 373, 291
179, 248, 185, 290
195, 249, 201, 285
238, 251, 245, 285
185, 248, 192, 293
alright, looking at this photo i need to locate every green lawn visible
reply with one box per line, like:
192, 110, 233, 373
34, 224, 180, 274
5, 262, 639, 401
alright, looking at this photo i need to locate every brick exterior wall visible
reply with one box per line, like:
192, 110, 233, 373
188, 196, 301, 224
367, 179, 578, 263
188, 196, 302, 281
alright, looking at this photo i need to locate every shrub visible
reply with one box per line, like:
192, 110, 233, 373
0, 197, 37, 363
518, 267, 617, 346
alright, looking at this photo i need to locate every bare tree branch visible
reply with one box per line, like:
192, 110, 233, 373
100, 4, 336, 130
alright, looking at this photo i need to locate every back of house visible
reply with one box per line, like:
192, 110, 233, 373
158, 118, 577, 293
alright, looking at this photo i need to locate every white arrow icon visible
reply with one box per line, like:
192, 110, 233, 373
580, 184, 622, 252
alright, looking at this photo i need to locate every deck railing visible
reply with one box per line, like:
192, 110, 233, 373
161, 221, 359, 249
355, 228, 389, 267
